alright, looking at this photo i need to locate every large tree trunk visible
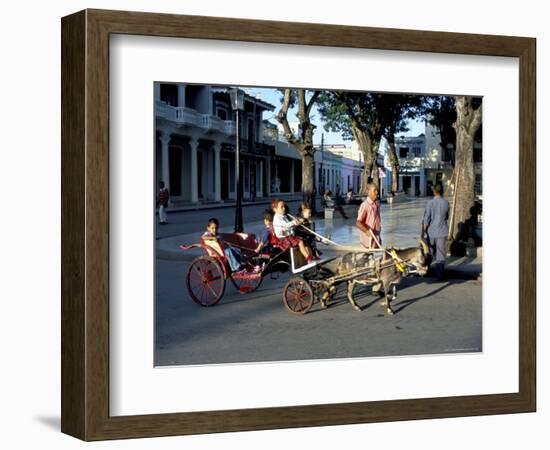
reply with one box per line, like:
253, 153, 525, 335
301, 151, 315, 206
371, 138, 382, 190
352, 125, 375, 194
451, 96, 482, 239
386, 138, 399, 193
360, 160, 372, 195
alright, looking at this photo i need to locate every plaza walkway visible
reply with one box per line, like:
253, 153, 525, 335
156, 197, 482, 274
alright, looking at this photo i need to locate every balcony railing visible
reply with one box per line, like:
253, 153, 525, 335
225, 140, 273, 156
156, 101, 236, 135
263, 130, 290, 144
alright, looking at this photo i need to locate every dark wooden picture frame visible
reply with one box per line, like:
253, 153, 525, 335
61, 9, 536, 441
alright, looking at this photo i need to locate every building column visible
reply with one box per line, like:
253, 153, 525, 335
189, 138, 199, 203
160, 132, 171, 190
259, 160, 264, 198
266, 158, 271, 196
201, 150, 208, 200
180, 146, 186, 198
214, 143, 221, 202
177, 84, 185, 107
398, 175, 403, 191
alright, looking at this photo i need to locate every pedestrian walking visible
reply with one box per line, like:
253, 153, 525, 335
345, 189, 353, 205
157, 181, 170, 225
422, 182, 450, 280
356, 183, 382, 249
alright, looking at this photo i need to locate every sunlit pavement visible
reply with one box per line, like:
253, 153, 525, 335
155, 196, 482, 366
157, 197, 437, 258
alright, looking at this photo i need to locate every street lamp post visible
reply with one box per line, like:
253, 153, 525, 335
230, 88, 245, 232
320, 132, 325, 197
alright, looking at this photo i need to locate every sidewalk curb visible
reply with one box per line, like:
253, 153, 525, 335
159, 195, 303, 214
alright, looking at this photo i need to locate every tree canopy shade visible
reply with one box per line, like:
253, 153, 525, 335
317, 91, 424, 193
421, 96, 458, 163
317, 91, 383, 192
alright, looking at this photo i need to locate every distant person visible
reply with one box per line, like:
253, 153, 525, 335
323, 189, 334, 208
324, 189, 349, 219
272, 176, 281, 193
345, 189, 353, 204
422, 183, 450, 280
157, 181, 170, 225
356, 183, 382, 249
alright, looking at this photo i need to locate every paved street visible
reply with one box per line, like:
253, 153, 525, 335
155, 197, 482, 367
155, 259, 482, 366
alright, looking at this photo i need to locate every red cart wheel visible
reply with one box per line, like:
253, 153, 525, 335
283, 277, 314, 315
186, 256, 225, 306
230, 270, 263, 294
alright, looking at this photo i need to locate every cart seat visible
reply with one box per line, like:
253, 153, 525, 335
218, 232, 258, 252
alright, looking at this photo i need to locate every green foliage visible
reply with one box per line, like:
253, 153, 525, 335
316, 91, 425, 142
421, 96, 457, 149
316, 91, 354, 138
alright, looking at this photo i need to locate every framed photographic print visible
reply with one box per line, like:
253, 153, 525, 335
61, 9, 536, 441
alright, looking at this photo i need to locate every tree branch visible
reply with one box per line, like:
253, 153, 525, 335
337, 92, 364, 133
277, 88, 298, 146
305, 90, 321, 116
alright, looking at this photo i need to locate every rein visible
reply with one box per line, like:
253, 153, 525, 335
377, 254, 417, 274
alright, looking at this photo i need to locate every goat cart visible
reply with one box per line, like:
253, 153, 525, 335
180, 230, 430, 316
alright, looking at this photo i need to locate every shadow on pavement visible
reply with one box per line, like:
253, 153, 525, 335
391, 279, 464, 315
309, 272, 476, 316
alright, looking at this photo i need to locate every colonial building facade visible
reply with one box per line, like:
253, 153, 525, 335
155, 83, 302, 206
155, 83, 375, 205
383, 122, 482, 197
314, 143, 364, 196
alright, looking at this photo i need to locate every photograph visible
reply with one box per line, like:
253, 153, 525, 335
153, 83, 483, 366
